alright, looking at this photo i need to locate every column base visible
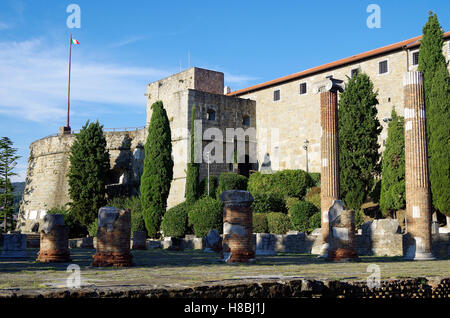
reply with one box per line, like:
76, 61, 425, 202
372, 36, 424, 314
317, 243, 329, 258
91, 252, 134, 267
222, 250, 255, 263
403, 252, 436, 261
326, 248, 359, 262
36, 250, 71, 263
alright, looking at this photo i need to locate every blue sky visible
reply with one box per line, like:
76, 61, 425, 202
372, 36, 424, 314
0, 0, 449, 181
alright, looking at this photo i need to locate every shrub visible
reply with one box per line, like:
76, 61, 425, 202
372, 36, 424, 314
253, 213, 269, 233
355, 210, 366, 228
305, 186, 321, 210
199, 175, 218, 198
309, 172, 321, 187
161, 202, 187, 238
266, 212, 290, 234
140, 100, 174, 238
87, 219, 98, 237
46, 206, 87, 238
309, 212, 322, 231
186, 104, 200, 205
108, 196, 146, 233
285, 197, 300, 211
188, 197, 223, 237
252, 192, 286, 213
289, 201, 318, 232
216, 172, 248, 198
247, 170, 313, 199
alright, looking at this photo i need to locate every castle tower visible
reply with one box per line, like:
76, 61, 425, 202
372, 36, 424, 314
403, 71, 435, 260
313, 77, 345, 256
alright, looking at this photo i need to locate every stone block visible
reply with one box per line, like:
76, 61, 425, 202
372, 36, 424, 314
0, 233, 27, 258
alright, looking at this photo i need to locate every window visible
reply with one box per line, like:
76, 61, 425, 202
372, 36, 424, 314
412, 51, 419, 65
242, 115, 250, 126
273, 90, 280, 101
207, 109, 216, 121
299, 82, 307, 95
351, 68, 359, 78
379, 60, 388, 74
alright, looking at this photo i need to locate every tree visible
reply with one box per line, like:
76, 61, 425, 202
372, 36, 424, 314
0, 137, 20, 232
418, 12, 450, 221
68, 121, 110, 227
140, 101, 174, 238
380, 109, 405, 217
185, 104, 200, 206
338, 73, 382, 211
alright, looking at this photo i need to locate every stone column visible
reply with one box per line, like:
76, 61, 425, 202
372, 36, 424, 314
92, 207, 134, 267
220, 190, 255, 263
0, 233, 27, 258
36, 214, 71, 262
403, 71, 434, 260
313, 77, 345, 256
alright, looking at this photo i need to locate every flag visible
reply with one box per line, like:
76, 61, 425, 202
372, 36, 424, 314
71, 38, 80, 45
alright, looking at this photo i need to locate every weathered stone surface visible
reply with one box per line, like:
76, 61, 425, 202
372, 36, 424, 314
36, 214, 70, 263
80, 237, 94, 249
370, 219, 401, 235
92, 207, 133, 267
0, 233, 27, 258
204, 229, 222, 253
255, 233, 277, 255
132, 231, 147, 250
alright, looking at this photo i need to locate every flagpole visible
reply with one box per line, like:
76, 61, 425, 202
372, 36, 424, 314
66, 34, 72, 129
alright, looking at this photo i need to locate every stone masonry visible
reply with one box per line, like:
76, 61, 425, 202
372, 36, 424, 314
403, 71, 434, 260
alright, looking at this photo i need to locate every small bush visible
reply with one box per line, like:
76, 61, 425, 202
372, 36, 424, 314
161, 202, 187, 237
188, 197, 223, 237
305, 186, 321, 210
289, 201, 319, 232
87, 219, 98, 237
247, 170, 313, 199
309, 212, 322, 231
46, 206, 87, 238
266, 212, 290, 234
108, 196, 146, 233
216, 172, 248, 198
355, 210, 366, 228
199, 176, 218, 198
308, 172, 321, 187
285, 197, 300, 211
252, 192, 286, 213
253, 213, 269, 233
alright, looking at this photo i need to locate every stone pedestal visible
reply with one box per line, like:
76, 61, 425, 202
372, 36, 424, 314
0, 233, 27, 258
327, 200, 358, 261
313, 77, 345, 257
36, 214, 71, 262
220, 190, 255, 263
403, 71, 435, 261
80, 236, 94, 249
92, 207, 134, 267
132, 231, 147, 250
255, 233, 277, 255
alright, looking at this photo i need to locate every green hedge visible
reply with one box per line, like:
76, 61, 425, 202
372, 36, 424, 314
251, 192, 286, 213
87, 219, 98, 237
289, 201, 319, 232
309, 212, 321, 231
216, 172, 248, 198
247, 170, 313, 199
266, 212, 290, 234
305, 186, 321, 210
309, 172, 321, 187
46, 206, 87, 238
188, 197, 223, 237
108, 196, 146, 233
199, 176, 218, 198
161, 202, 187, 237
285, 197, 300, 211
253, 213, 269, 233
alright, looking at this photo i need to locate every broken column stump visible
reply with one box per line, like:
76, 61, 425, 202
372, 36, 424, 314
327, 200, 358, 261
0, 233, 27, 258
36, 214, 71, 262
220, 190, 255, 263
92, 207, 134, 267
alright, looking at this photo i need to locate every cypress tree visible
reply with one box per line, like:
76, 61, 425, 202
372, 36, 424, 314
185, 104, 200, 206
140, 101, 173, 238
380, 109, 405, 217
338, 73, 382, 211
68, 121, 110, 227
0, 136, 19, 232
418, 12, 450, 219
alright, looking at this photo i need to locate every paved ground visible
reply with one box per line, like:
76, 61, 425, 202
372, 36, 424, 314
0, 248, 449, 291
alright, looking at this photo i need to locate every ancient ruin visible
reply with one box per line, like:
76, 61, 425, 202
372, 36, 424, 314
36, 214, 71, 262
0, 233, 27, 258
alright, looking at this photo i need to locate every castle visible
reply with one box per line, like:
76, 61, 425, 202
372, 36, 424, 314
17, 32, 450, 233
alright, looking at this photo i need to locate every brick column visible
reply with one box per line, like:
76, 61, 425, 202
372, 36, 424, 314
36, 214, 71, 262
220, 190, 255, 263
313, 77, 345, 256
403, 71, 434, 261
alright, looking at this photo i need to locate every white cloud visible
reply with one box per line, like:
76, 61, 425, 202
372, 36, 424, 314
109, 35, 147, 48
0, 22, 11, 30
0, 38, 171, 122
224, 72, 259, 85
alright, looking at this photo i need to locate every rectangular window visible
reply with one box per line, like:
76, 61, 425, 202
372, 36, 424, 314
273, 90, 280, 101
299, 83, 307, 95
379, 60, 388, 74
351, 68, 359, 78
412, 51, 419, 65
